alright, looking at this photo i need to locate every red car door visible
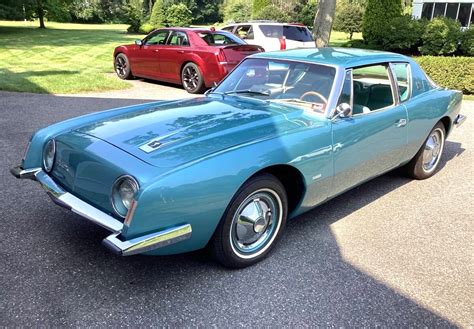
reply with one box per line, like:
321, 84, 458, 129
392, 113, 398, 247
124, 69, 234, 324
132, 30, 170, 79
158, 30, 190, 82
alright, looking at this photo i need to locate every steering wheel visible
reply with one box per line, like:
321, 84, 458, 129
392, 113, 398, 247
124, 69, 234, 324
299, 91, 328, 105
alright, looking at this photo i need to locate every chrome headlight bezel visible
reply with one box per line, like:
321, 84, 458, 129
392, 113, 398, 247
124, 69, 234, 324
42, 139, 56, 173
111, 175, 140, 218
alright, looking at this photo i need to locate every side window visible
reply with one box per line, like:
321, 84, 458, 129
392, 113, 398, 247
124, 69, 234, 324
144, 30, 169, 45
221, 26, 235, 33
352, 64, 395, 114
167, 31, 189, 46
235, 25, 254, 40
391, 63, 411, 102
337, 70, 352, 107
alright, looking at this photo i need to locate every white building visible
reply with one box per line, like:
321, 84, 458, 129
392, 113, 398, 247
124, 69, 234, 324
412, 0, 473, 28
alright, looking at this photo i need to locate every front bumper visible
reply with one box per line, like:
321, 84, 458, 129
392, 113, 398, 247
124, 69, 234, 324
11, 166, 192, 256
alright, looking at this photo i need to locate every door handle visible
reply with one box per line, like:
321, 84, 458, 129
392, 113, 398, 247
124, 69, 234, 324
153, 49, 159, 53
177, 50, 185, 54
395, 118, 407, 127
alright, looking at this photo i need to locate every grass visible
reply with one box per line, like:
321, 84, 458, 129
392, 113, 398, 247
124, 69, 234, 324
0, 21, 145, 94
329, 31, 362, 47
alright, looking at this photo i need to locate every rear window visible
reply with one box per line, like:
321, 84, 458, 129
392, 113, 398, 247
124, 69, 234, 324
199, 32, 244, 46
258, 25, 313, 42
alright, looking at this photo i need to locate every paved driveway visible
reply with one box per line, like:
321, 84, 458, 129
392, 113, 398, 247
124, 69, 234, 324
1, 90, 472, 326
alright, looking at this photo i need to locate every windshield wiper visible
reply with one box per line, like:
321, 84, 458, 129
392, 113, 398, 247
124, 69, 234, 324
223, 89, 270, 96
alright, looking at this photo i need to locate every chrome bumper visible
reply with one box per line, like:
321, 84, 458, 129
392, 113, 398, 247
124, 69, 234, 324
454, 114, 466, 127
10, 166, 192, 256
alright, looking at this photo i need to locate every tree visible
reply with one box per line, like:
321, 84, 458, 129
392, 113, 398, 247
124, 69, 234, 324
253, 5, 291, 22
298, 0, 318, 27
362, 0, 402, 45
333, 2, 363, 40
252, 0, 271, 18
165, 3, 192, 26
312, 0, 336, 47
149, 0, 165, 27
223, 0, 252, 23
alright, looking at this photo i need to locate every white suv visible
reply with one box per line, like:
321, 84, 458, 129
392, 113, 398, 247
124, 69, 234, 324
220, 21, 315, 52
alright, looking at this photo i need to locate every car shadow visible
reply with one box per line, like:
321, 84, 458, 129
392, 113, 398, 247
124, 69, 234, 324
2, 92, 464, 326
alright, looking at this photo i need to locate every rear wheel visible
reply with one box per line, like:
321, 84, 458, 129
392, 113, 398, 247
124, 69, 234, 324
114, 53, 133, 80
404, 122, 446, 180
181, 63, 206, 94
211, 174, 287, 268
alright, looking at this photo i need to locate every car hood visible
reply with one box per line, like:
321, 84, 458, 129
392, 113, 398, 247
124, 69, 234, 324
75, 97, 311, 168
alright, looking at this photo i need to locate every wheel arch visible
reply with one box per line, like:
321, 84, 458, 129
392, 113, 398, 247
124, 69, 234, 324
440, 116, 451, 135
249, 164, 306, 215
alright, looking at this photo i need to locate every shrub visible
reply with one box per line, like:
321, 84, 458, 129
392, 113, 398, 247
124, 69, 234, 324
333, 3, 364, 40
459, 28, 474, 56
420, 17, 462, 56
297, 0, 318, 27
362, 0, 402, 45
252, 0, 271, 18
165, 3, 192, 27
253, 5, 291, 23
139, 23, 155, 34
126, 0, 144, 33
149, 0, 165, 28
224, 0, 252, 23
416, 56, 474, 94
380, 15, 426, 53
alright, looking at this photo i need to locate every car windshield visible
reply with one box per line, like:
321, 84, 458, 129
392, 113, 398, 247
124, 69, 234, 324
213, 58, 336, 113
199, 32, 244, 46
259, 25, 313, 42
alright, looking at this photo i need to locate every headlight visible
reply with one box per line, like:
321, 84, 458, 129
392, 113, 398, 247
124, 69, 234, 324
111, 175, 139, 218
42, 139, 56, 172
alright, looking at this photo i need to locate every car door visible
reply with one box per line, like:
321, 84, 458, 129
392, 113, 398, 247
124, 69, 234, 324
132, 30, 170, 79
331, 64, 408, 196
158, 30, 190, 82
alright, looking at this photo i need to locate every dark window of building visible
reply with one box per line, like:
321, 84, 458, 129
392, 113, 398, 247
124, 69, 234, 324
458, 3, 472, 27
445, 3, 459, 19
433, 2, 446, 17
421, 2, 434, 19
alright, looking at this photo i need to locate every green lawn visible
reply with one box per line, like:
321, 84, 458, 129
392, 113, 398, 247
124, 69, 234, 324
329, 31, 362, 47
0, 21, 145, 94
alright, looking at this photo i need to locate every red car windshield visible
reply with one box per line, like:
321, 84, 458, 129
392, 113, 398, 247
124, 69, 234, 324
199, 32, 245, 46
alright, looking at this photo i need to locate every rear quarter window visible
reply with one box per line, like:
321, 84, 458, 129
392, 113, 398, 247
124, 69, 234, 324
258, 25, 313, 42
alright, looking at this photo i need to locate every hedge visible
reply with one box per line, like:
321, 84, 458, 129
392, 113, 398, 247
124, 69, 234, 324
415, 56, 474, 94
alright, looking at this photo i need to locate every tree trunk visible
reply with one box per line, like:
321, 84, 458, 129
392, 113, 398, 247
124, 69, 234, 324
37, 0, 45, 28
313, 0, 337, 48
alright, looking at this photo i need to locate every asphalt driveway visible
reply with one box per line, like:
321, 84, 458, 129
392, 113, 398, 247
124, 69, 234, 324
1, 89, 472, 326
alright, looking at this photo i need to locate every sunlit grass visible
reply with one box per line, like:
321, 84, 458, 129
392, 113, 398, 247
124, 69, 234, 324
0, 21, 146, 94
329, 31, 363, 47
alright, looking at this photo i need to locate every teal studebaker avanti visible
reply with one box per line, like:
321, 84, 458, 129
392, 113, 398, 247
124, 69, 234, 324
12, 48, 466, 268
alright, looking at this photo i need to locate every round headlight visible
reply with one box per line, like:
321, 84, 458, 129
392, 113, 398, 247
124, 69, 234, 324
42, 139, 56, 172
111, 175, 139, 218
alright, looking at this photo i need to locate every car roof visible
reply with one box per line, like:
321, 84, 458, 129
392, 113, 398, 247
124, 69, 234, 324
251, 47, 412, 68
156, 27, 228, 34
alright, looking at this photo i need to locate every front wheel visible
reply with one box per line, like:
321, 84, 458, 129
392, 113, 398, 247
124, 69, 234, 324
404, 122, 446, 180
211, 174, 288, 268
114, 53, 133, 80
181, 63, 206, 94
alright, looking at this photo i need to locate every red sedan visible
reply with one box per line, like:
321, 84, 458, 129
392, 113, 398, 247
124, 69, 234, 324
114, 28, 264, 93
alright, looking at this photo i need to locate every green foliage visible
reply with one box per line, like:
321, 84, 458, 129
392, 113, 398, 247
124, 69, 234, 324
139, 22, 155, 34
297, 0, 318, 26
223, 0, 252, 23
379, 15, 426, 52
416, 56, 474, 94
333, 3, 363, 40
0, 3, 24, 20
165, 3, 192, 26
459, 28, 474, 56
253, 4, 291, 22
252, 0, 271, 17
420, 17, 462, 56
362, 0, 402, 45
149, 0, 166, 27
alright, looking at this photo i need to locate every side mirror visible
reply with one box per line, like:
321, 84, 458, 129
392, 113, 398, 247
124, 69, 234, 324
333, 103, 352, 119
135, 39, 143, 46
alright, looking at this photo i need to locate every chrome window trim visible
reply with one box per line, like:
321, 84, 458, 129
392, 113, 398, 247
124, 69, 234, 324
389, 61, 412, 103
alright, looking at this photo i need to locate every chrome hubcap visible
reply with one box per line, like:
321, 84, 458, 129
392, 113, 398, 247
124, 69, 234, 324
230, 189, 281, 257
115, 57, 127, 77
422, 128, 444, 172
183, 66, 199, 91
